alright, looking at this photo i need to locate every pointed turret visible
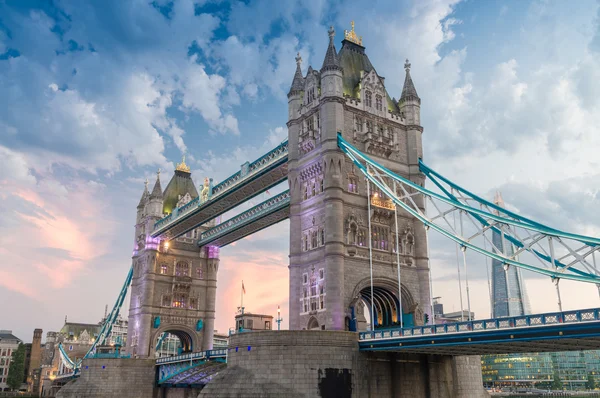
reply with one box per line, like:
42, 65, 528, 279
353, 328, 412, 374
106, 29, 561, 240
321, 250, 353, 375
288, 53, 305, 98
150, 171, 163, 200
137, 179, 149, 208
321, 26, 341, 72
399, 59, 421, 126
400, 59, 420, 104
147, 170, 164, 217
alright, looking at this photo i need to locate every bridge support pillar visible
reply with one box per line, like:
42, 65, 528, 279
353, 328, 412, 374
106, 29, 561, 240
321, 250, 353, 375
200, 331, 488, 398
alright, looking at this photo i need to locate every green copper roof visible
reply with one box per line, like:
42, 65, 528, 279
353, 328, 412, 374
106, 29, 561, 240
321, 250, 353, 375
338, 40, 399, 113
162, 170, 199, 215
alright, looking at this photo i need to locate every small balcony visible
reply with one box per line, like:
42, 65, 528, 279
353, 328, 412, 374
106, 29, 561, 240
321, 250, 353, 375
371, 193, 395, 210
363, 133, 394, 158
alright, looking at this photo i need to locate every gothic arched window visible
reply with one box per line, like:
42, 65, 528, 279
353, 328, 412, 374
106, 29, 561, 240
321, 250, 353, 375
311, 230, 318, 249
365, 91, 372, 107
348, 176, 358, 193
172, 293, 186, 308
196, 267, 203, 279
320, 229, 325, 246
175, 261, 189, 277
376, 95, 383, 111
355, 117, 363, 132
160, 264, 168, 275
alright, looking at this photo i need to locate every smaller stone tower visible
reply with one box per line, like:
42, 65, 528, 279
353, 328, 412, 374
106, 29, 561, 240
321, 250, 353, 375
127, 159, 219, 358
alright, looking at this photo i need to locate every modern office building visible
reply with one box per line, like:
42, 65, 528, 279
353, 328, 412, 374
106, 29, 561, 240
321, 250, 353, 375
482, 192, 600, 391
490, 192, 531, 318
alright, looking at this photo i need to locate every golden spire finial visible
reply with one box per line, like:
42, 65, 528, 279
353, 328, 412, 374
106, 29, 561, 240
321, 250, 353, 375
175, 153, 191, 173
344, 20, 362, 46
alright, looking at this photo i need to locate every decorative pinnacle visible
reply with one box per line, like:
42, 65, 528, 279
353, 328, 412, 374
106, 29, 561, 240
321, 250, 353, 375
175, 154, 191, 173
157, 168, 161, 177
328, 25, 335, 42
404, 59, 411, 72
144, 178, 149, 189
344, 20, 362, 46
295, 52, 302, 66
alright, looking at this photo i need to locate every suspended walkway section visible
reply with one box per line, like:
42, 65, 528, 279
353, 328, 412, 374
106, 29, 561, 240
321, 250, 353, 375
197, 190, 290, 247
152, 141, 289, 241
156, 349, 227, 387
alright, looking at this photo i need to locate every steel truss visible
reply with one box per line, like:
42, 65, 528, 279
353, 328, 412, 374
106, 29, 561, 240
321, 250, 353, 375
58, 266, 133, 372
338, 133, 600, 284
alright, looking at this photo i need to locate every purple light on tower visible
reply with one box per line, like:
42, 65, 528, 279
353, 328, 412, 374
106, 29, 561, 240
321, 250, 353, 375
207, 245, 219, 259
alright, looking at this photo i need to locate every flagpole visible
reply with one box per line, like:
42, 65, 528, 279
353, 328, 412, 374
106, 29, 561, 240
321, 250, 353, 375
241, 280, 244, 315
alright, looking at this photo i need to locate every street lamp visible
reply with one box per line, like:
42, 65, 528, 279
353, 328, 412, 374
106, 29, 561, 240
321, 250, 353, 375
276, 305, 283, 331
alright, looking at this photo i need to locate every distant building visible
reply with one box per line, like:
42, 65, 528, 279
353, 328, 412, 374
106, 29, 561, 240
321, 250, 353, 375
213, 332, 228, 349
490, 192, 530, 318
437, 310, 475, 323
481, 192, 600, 391
0, 330, 22, 391
26, 329, 42, 392
235, 312, 273, 331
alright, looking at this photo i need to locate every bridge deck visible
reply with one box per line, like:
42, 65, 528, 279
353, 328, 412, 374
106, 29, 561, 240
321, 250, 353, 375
156, 349, 227, 386
152, 141, 288, 240
198, 190, 290, 247
359, 308, 600, 356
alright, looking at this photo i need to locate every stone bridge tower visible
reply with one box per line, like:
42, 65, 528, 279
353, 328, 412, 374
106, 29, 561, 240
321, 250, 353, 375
287, 23, 430, 331
126, 159, 219, 358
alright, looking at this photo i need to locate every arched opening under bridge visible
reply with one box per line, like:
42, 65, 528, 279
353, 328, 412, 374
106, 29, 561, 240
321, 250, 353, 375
351, 278, 416, 331
152, 327, 196, 358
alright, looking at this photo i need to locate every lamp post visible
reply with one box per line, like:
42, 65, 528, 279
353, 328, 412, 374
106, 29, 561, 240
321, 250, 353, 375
276, 305, 283, 331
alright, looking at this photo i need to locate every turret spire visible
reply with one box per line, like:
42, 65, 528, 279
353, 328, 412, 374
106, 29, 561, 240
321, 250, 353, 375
150, 169, 163, 199
321, 26, 341, 72
288, 52, 305, 97
137, 178, 149, 208
401, 59, 420, 104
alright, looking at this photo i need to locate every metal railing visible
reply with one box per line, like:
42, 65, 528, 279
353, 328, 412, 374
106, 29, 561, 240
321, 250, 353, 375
155, 349, 228, 365
198, 190, 290, 245
359, 308, 600, 342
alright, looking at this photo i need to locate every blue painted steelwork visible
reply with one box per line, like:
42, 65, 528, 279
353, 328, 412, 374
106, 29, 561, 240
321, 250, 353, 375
337, 134, 600, 283
359, 308, 600, 355
156, 349, 228, 386
152, 140, 288, 237
198, 190, 290, 247
58, 266, 133, 372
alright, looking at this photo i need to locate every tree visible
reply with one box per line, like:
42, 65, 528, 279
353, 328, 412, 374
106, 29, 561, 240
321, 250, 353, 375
551, 369, 563, 390
587, 373, 596, 390
7, 343, 26, 390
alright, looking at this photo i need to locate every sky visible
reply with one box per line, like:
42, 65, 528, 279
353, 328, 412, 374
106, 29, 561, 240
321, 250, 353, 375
2, 0, 600, 343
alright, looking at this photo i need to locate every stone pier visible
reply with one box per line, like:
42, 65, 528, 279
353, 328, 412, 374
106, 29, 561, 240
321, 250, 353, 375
200, 330, 489, 398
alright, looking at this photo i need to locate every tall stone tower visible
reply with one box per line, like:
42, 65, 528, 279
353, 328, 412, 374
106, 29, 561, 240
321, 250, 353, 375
27, 328, 42, 391
287, 23, 431, 331
126, 158, 219, 357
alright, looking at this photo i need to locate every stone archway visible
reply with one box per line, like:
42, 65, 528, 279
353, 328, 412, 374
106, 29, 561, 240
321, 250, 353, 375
350, 277, 416, 330
307, 316, 320, 330
151, 323, 200, 357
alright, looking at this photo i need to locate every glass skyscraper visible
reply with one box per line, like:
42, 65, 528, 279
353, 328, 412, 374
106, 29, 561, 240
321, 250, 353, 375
482, 192, 600, 391
490, 191, 531, 318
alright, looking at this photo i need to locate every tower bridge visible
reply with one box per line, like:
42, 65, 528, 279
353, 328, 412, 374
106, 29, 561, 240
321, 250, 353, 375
56, 22, 600, 398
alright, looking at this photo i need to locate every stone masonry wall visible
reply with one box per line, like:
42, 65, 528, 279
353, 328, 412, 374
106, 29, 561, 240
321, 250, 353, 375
56, 358, 157, 398
200, 331, 489, 398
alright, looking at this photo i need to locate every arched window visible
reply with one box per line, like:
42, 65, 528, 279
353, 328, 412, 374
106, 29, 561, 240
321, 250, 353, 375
303, 235, 308, 251
175, 261, 189, 276
366, 121, 373, 134
196, 267, 203, 279
311, 181, 316, 196
349, 223, 358, 244
311, 230, 318, 249
172, 293, 186, 308
162, 295, 172, 307
376, 95, 383, 111
348, 176, 358, 193
320, 229, 325, 245
357, 229, 366, 246
355, 117, 363, 132
320, 178, 324, 193
303, 184, 308, 200
160, 264, 168, 275
365, 91, 372, 107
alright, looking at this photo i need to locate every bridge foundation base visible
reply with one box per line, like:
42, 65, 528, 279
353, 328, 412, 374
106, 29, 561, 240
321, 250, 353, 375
55, 358, 157, 398
201, 331, 488, 398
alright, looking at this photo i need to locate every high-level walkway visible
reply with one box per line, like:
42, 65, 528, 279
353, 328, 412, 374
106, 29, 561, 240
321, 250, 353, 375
152, 141, 288, 240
